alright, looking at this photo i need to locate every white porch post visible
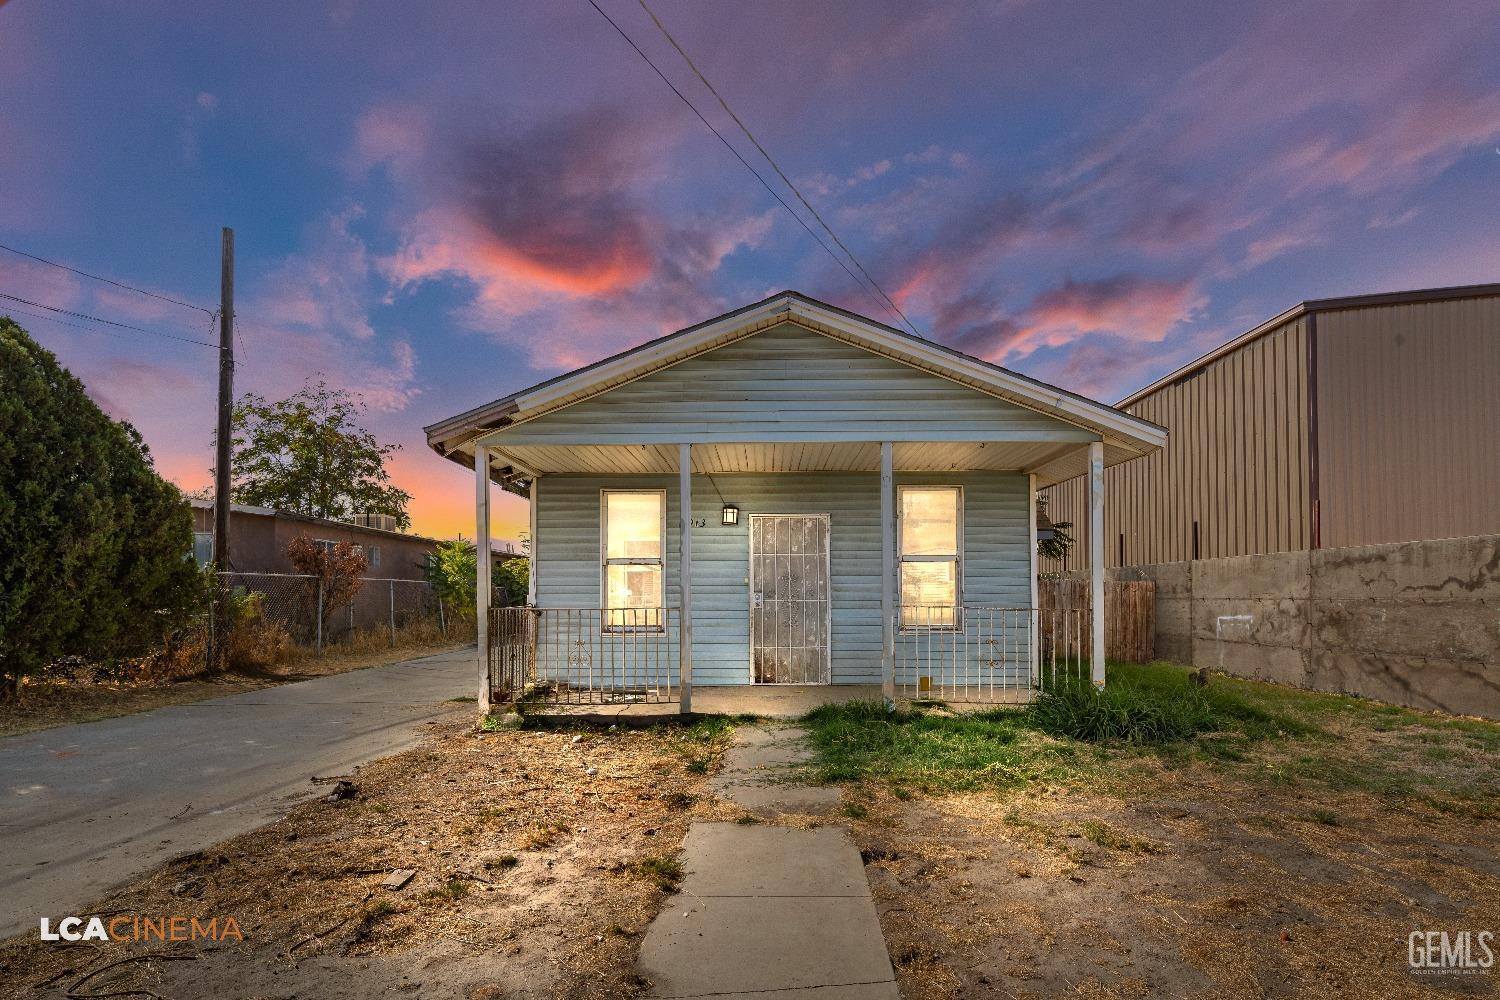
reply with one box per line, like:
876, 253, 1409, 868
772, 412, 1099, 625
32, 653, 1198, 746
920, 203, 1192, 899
880, 441, 895, 704
1028, 472, 1039, 683
1087, 440, 1106, 687
678, 443, 693, 714
475, 445, 492, 711
526, 475, 539, 606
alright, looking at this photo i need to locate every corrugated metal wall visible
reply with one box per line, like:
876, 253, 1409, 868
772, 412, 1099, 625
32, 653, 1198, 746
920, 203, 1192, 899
1040, 316, 1311, 571
1316, 296, 1500, 547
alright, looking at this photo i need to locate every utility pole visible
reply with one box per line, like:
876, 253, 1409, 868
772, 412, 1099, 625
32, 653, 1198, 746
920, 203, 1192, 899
213, 228, 234, 572
208, 227, 234, 671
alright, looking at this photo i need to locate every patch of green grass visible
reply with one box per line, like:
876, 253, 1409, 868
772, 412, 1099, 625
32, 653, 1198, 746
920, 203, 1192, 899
364, 898, 397, 919
448, 695, 478, 703
426, 878, 471, 902
799, 662, 1307, 794
627, 855, 685, 892
1303, 808, 1341, 826
841, 800, 870, 820
684, 757, 710, 775
1078, 819, 1158, 853
734, 814, 761, 825
483, 854, 519, 871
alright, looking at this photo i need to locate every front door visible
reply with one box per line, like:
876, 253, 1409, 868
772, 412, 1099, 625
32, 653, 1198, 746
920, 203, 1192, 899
749, 514, 831, 684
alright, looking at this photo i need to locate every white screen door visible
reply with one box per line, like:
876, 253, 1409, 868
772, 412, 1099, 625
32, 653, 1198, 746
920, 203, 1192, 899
749, 514, 831, 684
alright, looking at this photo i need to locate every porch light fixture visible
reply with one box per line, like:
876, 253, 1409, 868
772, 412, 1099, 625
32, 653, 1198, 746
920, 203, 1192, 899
720, 504, 740, 526
1036, 506, 1057, 544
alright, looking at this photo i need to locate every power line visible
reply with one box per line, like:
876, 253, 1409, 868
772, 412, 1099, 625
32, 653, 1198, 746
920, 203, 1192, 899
583, 0, 902, 329
0, 290, 222, 349
0, 242, 215, 317
635, 0, 923, 339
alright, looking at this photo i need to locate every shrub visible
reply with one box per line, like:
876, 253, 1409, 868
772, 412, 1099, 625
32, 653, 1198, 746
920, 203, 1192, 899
1025, 679, 1218, 743
0, 319, 205, 698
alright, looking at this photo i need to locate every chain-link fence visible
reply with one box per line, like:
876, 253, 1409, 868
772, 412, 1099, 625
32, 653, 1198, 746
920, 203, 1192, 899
211, 572, 473, 668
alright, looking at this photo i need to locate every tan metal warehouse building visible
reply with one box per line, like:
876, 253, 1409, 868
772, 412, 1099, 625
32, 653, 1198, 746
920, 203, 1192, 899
1041, 282, 1500, 571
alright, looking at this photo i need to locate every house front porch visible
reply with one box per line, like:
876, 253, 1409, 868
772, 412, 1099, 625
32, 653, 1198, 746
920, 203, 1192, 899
423, 292, 1167, 713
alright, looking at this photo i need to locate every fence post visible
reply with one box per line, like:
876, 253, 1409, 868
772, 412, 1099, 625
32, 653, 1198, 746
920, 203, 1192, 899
389, 580, 396, 647
316, 578, 324, 654
438, 595, 446, 639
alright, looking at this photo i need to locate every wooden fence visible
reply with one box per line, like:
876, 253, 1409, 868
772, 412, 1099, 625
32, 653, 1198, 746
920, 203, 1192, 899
1037, 579, 1156, 664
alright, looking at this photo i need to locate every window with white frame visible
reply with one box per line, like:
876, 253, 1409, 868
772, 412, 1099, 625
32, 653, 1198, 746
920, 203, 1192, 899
899, 486, 962, 627
601, 490, 665, 630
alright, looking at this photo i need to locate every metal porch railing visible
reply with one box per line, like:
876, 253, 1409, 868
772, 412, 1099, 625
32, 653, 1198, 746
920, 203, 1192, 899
895, 605, 1089, 703
489, 607, 680, 707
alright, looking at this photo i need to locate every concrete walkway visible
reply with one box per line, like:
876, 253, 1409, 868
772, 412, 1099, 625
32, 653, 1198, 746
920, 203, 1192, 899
638, 725, 898, 998
0, 647, 473, 938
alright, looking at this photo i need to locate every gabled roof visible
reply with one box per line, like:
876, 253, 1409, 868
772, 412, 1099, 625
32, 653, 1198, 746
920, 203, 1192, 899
426, 291, 1165, 479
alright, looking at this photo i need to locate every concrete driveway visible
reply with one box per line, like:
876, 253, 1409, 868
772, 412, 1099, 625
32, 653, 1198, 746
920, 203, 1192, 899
0, 647, 475, 938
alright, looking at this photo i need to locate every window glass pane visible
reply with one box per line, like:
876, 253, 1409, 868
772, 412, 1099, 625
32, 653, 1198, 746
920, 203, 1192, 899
900, 561, 956, 626
192, 532, 214, 567
606, 493, 662, 559
901, 488, 958, 556
605, 565, 662, 628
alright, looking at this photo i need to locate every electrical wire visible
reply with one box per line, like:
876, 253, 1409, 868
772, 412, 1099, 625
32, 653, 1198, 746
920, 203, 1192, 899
0, 242, 215, 317
0, 290, 222, 349
583, 0, 904, 329
635, 0, 923, 338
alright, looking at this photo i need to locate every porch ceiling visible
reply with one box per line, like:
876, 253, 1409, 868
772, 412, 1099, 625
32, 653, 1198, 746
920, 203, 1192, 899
488, 439, 1131, 486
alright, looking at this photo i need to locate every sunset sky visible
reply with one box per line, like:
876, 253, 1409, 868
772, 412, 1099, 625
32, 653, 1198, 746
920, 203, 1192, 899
3, 1, 1497, 542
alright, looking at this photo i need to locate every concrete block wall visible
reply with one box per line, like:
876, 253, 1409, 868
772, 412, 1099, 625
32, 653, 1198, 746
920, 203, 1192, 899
1111, 534, 1500, 719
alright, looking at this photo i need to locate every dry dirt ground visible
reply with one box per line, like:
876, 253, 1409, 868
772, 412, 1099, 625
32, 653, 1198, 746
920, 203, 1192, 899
0, 641, 472, 738
0, 716, 738, 1000
844, 714, 1500, 999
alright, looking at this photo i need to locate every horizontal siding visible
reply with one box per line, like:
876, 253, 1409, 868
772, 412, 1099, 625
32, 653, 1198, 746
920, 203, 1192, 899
495, 322, 1089, 445
1040, 316, 1310, 570
1317, 297, 1500, 547
535, 471, 1031, 685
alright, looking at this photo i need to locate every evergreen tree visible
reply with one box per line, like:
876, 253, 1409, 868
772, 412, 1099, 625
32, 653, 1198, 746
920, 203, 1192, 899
0, 318, 203, 698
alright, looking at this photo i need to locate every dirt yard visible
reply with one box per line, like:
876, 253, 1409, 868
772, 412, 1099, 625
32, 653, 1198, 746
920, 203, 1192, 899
0, 640, 471, 738
813, 667, 1500, 999
0, 714, 739, 999
4, 664, 1495, 999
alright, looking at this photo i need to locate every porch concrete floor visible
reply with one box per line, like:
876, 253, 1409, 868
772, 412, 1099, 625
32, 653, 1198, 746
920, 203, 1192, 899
636, 723, 898, 998
526, 683, 1034, 721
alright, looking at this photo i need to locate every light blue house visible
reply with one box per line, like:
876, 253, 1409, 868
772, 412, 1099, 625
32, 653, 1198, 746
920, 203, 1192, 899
425, 292, 1164, 711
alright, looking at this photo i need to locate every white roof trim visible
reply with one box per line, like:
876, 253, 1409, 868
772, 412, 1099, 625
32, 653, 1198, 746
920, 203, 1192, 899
485, 293, 1164, 454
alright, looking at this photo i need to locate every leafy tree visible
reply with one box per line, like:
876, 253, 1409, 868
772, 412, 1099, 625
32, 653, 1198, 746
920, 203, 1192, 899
286, 535, 367, 638
494, 553, 530, 608
0, 318, 204, 698
425, 536, 530, 612
1036, 494, 1075, 562
230, 380, 412, 529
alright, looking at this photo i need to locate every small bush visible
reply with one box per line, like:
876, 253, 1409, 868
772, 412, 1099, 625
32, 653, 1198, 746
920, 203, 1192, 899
627, 855, 685, 892
1025, 664, 1299, 745
1025, 680, 1217, 743
426, 877, 470, 902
